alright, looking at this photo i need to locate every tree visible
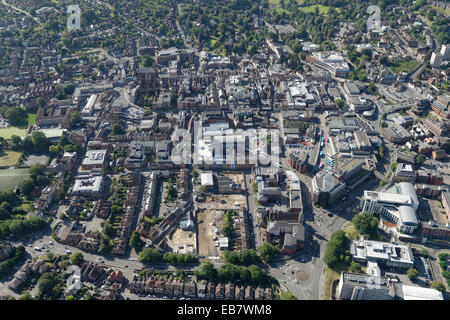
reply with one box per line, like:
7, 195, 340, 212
390, 162, 397, 172
70, 252, 84, 266
49, 145, 59, 158
63, 83, 75, 96
5, 107, 25, 126
18, 292, 33, 300
138, 248, 163, 263
129, 231, 140, 250
103, 221, 115, 238
378, 146, 385, 159
111, 123, 124, 135
430, 281, 446, 292
140, 55, 154, 68
37, 97, 46, 108
31, 131, 50, 153
71, 111, 80, 127
10, 135, 22, 150
258, 243, 278, 262
97, 62, 106, 73
352, 213, 379, 238
350, 261, 362, 273
195, 261, 217, 282
416, 154, 426, 164
19, 177, 35, 195
324, 230, 350, 268
335, 99, 345, 108
407, 268, 419, 280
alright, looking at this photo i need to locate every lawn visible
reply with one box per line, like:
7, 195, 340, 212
27, 113, 36, 126
0, 126, 28, 140
299, 4, 335, 15
0, 168, 30, 191
343, 223, 360, 240
323, 266, 342, 300
269, 0, 305, 4
0, 150, 22, 167
390, 57, 421, 74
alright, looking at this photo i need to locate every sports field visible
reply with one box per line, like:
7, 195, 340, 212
0, 168, 30, 191
0, 150, 22, 167
0, 126, 27, 140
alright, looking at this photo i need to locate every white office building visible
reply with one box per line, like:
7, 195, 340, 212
363, 182, 419, 233
350, 238, 414, 269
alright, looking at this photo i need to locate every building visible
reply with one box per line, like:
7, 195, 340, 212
306, 52, 350, 77
381, 123, 411, 144
420, 221, 450, 239
442, 190, 450, 220
266, 221, 305, 255
441, 44, 450, 60
35, 105, 75, 129
200, 172, 214, 191
396, 284, 444, 300
430, 52, 443, 68
81, 149, 108, 170
363, 182, 419, 234
432, 150, 446, 160
350, 238, 414, 269
393, 163, 416, 183
311, 171, 346, 207
336, 272, 391, 300
71, 176, 105, 198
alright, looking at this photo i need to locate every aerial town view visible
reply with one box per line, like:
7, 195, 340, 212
0, 0, 449, 307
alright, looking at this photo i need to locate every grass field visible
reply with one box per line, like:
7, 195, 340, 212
390, 57, 421, 74
0, 150, 22, 167
27, 113, 36, 126
0, 126, 28, 140
0, 168, 30, 191
299, 4, 334, 15
323, 266, 342, 300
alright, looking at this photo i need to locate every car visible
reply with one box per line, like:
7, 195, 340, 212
66, 250, 71, 254
328, 213, 333, 217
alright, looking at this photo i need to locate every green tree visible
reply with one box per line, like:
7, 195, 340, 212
129, 231, 140, 250
407, 268, 419, 280
70, 252, 84, 266
140, 55, 154, 68
31, 131, 50, 153
258, 243, 278, 262
37, 97, 46, 108
390, 162, 397, 172
71, 111, 80, 127
416, 154, 426, 164
352, 213, 379, 238
111, 123, 124, 135
63, 83, 75, 96
195, 261, 217, 282
430, 281, 446, 292
19, 177, 35, 195
324, 230, 350, 268
350, 261, 362, 273
138, 248, 163, 263
49, 145, 60, 158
